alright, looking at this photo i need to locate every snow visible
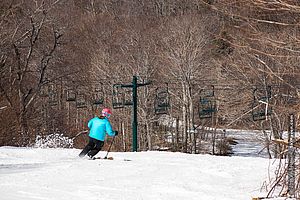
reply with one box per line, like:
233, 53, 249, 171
0, 146, 285, 200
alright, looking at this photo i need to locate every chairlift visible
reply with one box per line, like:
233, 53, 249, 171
92, 85, 104, 105
48, 84, 58, 106
252, 86, 272, 121
198, 86, 216, 119
48, 94, 58, 106
66, 88, 76, 101
40, 84, 49, 97
93, 93, 104, 105
200, 85, 215, 98
252, 101, 272, 121
112, 84, 125, 109
124, 89, 133, 106
40, 76, 49, 97
41, 103, 47, 118
76, 94, 87, 108
282, 89, 298, 105
198, 97, 216, 119
253, 85, 271, 103
154, 88, 170, 115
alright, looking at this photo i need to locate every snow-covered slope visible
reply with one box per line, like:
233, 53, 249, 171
0, 147, 280, 200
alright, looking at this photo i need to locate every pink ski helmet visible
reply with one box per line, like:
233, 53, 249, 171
101, 108, 112, 118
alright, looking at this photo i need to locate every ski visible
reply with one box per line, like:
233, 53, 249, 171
89, 157, 132, 161
91, 156, 114, 160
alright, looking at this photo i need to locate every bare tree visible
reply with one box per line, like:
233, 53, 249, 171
0, 1, 65, 145
158, 14, 219, 153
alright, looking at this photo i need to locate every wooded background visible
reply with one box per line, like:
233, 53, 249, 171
0, 0, 299, 156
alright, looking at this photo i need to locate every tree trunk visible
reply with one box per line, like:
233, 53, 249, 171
174, 117, 179, 151
146, 122, 152, 151
261, 121, 272, 159
121, 121, 126, 152
19, 110, 29, 146
182, 83, 188, 153
188, 86, 196, 154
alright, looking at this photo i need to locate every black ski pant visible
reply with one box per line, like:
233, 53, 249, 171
79, 137, 104, 158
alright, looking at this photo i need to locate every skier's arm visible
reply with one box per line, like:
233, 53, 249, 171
106, 121, 116, 136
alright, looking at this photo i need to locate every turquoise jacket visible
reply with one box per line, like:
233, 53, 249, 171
88, 116, 116, 141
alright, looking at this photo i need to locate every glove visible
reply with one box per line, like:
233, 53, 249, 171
114, 131, 119, 136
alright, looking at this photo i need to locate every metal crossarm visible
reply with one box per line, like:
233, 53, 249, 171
111, 76, 151, 151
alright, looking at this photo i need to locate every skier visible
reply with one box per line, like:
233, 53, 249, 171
79, 108, 118, 159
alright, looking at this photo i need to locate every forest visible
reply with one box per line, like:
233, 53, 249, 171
0, 0, 299, 157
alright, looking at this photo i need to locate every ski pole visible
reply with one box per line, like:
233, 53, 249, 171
71, 130, 88, 140
104, 135, 115, 159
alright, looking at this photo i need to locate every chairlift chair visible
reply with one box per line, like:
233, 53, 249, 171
48, 84, 58, 106
284, 89, 298, 105
198, 97, 216, 119
93, 89, 104, 105
252, 86, 272, 121
154, 89, 170, 115
66, 88, 76, 101
76, 94, 87, 108
124, 89, 133, 106
112, 84, 125, 109
92, 84, 104, 105
93, 93, 104, 105
40, 84, 49, 97
251, 101, 272, 121
48, 95, 58, 106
